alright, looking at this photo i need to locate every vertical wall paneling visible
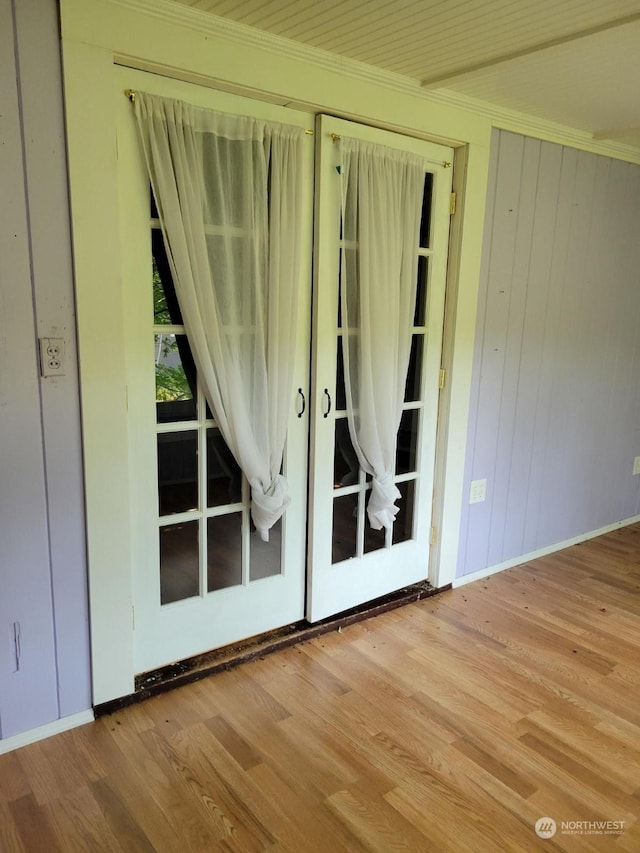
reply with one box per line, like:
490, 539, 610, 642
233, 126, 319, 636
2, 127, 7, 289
0, 0, 59, 738
458, 130, 640, 578
0, 0, 91, 739
13, 0, 91, 718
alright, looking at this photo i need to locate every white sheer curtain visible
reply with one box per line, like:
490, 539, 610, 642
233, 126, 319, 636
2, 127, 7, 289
339, 138, 426, 530
134, 92, 305, 540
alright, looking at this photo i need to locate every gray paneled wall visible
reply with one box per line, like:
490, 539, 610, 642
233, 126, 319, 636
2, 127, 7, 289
458, 129, 640, 578
0, 0, 90, 738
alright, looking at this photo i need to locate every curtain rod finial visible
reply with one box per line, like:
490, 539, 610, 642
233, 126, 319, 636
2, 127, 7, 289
125, 89, 136, 103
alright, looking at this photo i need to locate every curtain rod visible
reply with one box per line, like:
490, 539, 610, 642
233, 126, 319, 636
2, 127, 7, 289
330, 130, 452, 168
123, 89, 314, 134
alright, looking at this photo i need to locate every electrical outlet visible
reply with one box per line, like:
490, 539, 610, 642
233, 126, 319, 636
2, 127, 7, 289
39, 337, 66, 377
633, 457, 640, 476
469, 478, 487, 504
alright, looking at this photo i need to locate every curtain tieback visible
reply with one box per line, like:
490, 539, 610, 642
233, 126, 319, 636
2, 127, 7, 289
250, 475, 291, 542
368, 473, 401, 530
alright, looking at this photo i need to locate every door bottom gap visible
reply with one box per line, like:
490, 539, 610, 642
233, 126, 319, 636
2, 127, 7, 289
94, 580, 447, 717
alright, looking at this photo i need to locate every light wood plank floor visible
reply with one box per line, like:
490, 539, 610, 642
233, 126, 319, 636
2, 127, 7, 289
3, 525, 640, 851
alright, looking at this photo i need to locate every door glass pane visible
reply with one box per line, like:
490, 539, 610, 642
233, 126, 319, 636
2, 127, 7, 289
160, 520, 199, 604
337, 248, 343, 329
207, 427, 242, 506
341, 244, 359, 326
404, 335, 424, 403
336, 336, 346, 410
414, 256, 428, 327
153, 256, 171, 325
396, 410, 419, 475
364, 511, 386, 554
334, 417, 359, 488
157, 431, 198, 515
393, 480, 416, 545
207, 513, 242, 591
152, 229, 184, 325
155, 333, 197, 423
419, 173, 433, 248
332, 494, 358, 563
250, 518, 282, 580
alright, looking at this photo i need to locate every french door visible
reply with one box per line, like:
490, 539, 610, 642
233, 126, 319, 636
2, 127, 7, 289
117, 69, 453, 674
117, 68, 314, 674
307, 115, 453, 621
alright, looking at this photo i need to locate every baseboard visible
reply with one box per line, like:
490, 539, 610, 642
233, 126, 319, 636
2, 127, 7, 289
0, 709, 95, 755
453, 514, 640, 589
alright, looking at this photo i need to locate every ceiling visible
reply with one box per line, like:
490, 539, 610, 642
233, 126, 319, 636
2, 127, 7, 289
171, 0, 640, 149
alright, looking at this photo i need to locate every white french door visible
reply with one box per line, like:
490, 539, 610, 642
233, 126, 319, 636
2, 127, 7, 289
307, 115, 453, 621
117, 68, 314, 674
116, 69, 453, 675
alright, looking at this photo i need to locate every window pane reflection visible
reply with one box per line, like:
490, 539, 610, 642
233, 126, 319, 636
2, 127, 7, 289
396, 410, 419, 475
207, 428, 242, 507
419, 173, 433, 248
393, 480, 416, 545
414, 257, 428, 327
341, 245, 359, 327
334, 418, 359, 488
250, 518, 282, 580
207, 513, 242, 592
364, 512, 386, 554
152, 228, 183, 324
160, 521, 199, 604
336, 336, 347, 410
332, 494, 358, 564
404, 335, 424, 403
155, 333, 197, 423
157, 431, 198, 515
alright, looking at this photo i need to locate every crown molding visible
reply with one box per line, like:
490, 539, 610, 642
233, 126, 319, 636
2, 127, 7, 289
433, 89, 640, 163
106, 0, 423, 96
106, 0, 640, 163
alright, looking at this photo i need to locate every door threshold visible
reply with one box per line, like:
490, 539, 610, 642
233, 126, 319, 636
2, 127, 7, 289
94, 580, 448, 717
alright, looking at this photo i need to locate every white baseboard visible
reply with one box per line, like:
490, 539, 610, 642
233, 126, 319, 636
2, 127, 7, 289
453, 514, 640, 589
0, 709, 95, 755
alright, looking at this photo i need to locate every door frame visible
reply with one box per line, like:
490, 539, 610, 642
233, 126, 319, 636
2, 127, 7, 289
60, 0, 492, 707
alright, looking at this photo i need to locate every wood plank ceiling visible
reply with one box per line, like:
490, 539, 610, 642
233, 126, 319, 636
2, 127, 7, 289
171, 0, 640, 148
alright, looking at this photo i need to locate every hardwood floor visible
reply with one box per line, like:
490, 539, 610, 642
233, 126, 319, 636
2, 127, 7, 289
3, 525, 640, 851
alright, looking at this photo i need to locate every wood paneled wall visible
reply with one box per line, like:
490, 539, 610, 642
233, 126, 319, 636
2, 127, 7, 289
458, 129, 640, 578
0, 0, 90, 738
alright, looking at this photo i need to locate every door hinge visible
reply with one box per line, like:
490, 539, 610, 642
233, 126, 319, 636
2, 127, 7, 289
449, 192, 457, 215
430, 526, 438, 546
438, 368, 446, 390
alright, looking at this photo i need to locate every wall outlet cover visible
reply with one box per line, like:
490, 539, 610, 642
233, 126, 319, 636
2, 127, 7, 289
469, 478, 487, 504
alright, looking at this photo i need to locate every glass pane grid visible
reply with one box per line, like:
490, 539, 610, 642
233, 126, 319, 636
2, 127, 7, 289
153, 324, 184, 334
330, 166, 436, 565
